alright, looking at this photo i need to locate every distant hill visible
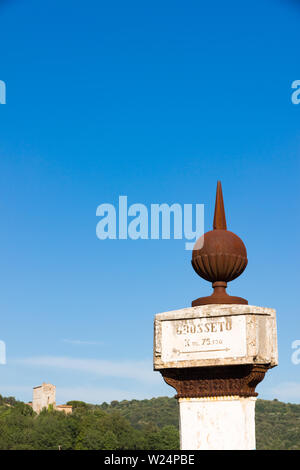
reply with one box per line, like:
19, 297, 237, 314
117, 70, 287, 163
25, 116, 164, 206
255, 399, 300, 450
0, 394, 299, 449
98, 396, 179, 429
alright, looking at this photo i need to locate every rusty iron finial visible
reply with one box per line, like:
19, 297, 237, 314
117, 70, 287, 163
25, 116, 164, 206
213, 181, 227, 230
191, 181, 248, 306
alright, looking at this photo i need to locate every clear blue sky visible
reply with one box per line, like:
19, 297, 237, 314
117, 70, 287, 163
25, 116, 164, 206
0, 0, 299, 404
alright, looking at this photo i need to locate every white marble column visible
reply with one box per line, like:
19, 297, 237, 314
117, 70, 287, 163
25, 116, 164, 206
178, 396, 257, 450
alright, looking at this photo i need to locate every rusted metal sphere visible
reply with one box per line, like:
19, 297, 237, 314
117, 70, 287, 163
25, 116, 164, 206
191, 181, 248, 306
192, 229, 248, 283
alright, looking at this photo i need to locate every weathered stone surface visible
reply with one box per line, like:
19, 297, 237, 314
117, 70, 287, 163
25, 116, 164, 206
179, 396, 257, 450
31, 383, 72, 414
154, 304, 277, 370
32, 383, 56, 414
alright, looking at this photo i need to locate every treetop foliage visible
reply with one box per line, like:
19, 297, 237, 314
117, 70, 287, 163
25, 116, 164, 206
0, 394, 299, 450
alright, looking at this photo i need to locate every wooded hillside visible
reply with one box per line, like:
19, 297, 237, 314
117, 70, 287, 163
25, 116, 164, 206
0, 394, 299, 450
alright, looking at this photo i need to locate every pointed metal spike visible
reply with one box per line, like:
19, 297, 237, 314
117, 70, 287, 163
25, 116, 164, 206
213, 181, 227, 230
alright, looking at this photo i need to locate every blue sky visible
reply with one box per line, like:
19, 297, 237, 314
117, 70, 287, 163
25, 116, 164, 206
0, 0, 299, 405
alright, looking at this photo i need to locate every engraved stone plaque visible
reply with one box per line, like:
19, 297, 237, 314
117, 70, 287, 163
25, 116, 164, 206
154, 304, 278, 370
161, 315, 247, 363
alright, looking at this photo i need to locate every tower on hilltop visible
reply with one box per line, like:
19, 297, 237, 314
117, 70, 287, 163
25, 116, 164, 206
32, 382, 56, 414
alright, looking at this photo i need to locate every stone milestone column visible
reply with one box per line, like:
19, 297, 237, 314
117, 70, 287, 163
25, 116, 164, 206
153, 182, 278, 450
